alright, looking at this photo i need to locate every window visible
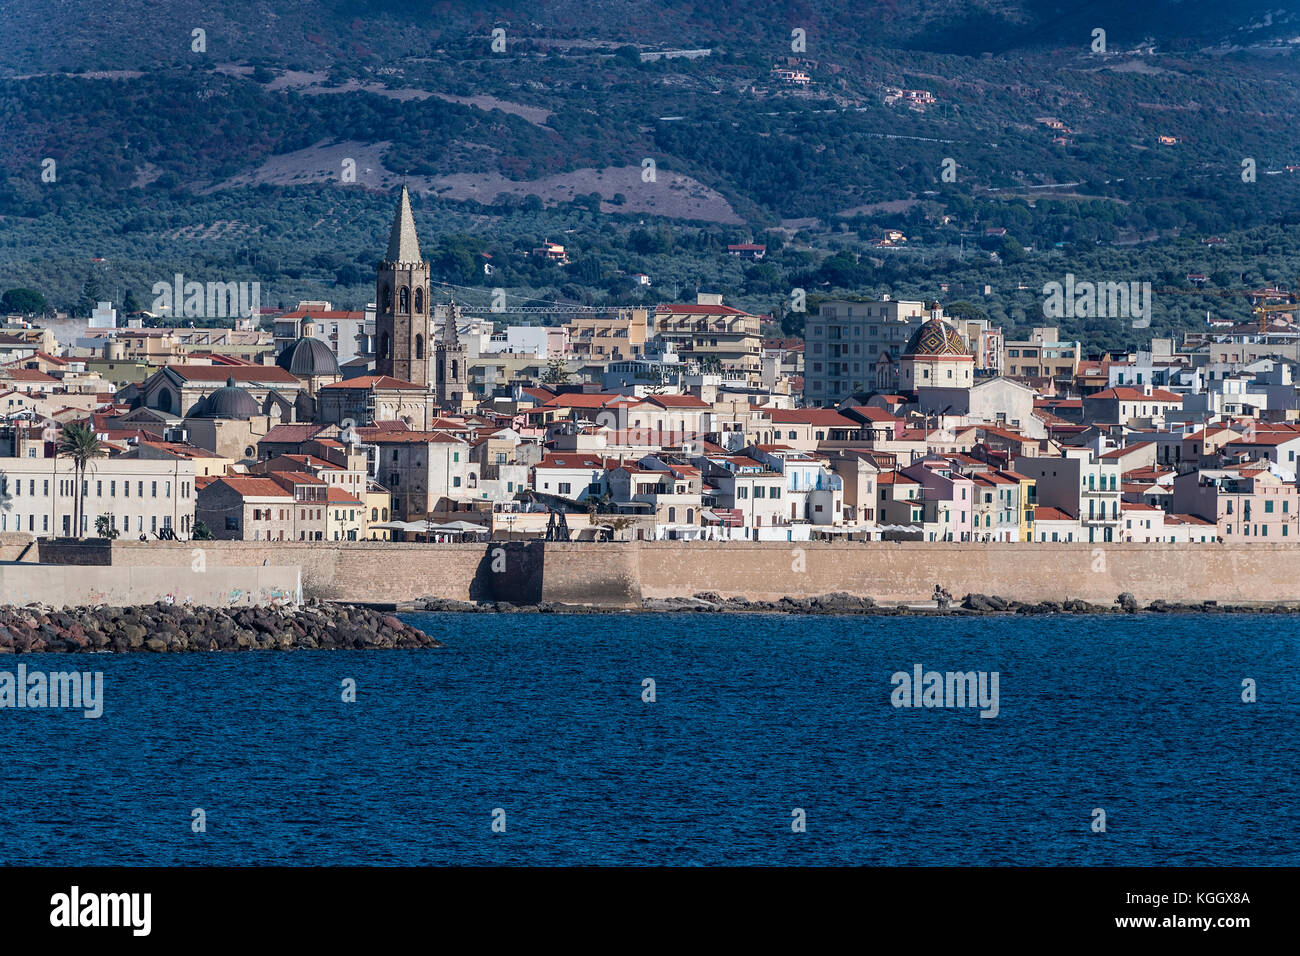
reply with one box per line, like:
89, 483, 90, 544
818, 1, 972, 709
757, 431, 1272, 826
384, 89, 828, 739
1266, 500, 1274, 513
738, 486, 748, 499
558, 482, 571, 495
771, 487, 781, 499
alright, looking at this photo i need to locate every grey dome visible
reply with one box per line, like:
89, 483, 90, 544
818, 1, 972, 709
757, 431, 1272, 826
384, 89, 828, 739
187, 376, 260, 420
277, 336, 341, 377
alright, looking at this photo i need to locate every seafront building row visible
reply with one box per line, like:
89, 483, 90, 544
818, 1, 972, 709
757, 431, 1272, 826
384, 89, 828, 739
2, 188, 1298, 546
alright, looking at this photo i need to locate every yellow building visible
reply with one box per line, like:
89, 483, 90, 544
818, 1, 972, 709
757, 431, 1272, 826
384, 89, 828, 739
566, 308, 649, 362
365, 484, 394, 540
1007, 470, 1037, 541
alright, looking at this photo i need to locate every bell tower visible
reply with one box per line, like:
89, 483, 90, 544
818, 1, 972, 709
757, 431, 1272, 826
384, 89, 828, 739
375, 185, 431, 385
435, 298, 468, 409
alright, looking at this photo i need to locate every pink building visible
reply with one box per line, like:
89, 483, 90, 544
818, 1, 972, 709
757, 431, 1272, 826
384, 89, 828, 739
902, 457, 976, 542
1171, 466, 1298, 542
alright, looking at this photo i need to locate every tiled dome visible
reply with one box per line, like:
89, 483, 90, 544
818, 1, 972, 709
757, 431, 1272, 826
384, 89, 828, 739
904, 318, 969, 357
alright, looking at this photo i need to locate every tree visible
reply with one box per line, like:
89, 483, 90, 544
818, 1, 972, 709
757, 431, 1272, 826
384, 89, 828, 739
944, 300, 988, 322
94, 514, 120, 539
1, 288, 46, 314
76, 269, 107, 318
57, 423, 105, 538
542, 359, 570, 385
192, 520, 215, 541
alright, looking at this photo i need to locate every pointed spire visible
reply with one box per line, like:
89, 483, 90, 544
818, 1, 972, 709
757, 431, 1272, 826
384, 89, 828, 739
386, 185, 422, 264
441, 298, 461, 347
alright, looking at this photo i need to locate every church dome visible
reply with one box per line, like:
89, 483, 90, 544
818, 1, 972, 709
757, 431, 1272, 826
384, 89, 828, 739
187, 376, 260, 420
277, 335, 341, 377
903, 318, 969, 357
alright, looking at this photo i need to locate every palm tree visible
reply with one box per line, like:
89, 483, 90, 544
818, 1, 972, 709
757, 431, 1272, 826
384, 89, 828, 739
57, 423, 104, 538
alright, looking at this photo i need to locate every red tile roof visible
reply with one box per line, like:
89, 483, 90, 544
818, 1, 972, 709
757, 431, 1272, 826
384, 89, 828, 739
534, 454, 614, 470
655, 304, 751, 316
321, 375, 425, 390
763, 408, 856, 427
260, 423, 327, 444
646, 394, 711, 408
210, 477, 292, 499
358, 430, 465, 444
1087, 387, 1181, 403
164, 365, 299, 384
1034, 506, 1075, 521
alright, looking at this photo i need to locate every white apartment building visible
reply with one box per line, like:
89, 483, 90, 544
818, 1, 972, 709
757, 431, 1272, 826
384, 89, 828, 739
1014, 448, 1122, 543
0, 455, 197, 537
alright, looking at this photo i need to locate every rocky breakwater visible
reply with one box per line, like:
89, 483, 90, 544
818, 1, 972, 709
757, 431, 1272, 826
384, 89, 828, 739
414, 591, 1300, 615
0, 602, 442, 653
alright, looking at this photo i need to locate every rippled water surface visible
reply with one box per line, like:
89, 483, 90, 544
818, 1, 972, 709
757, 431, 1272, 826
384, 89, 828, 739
0, 612, 1295, 865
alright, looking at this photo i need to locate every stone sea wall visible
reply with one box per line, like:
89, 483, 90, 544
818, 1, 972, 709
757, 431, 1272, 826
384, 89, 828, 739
34, 538, 1300, 608
0, 562, 301, 609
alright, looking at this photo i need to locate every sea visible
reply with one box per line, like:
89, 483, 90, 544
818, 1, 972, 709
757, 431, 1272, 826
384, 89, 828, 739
0, 612, 1295, 865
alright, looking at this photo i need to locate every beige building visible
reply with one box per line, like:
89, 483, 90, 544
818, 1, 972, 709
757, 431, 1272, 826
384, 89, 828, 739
804, 298, 931, 404
654, 294, 763, 384
567, 308, 649, 362
1005, 327, 1081, 382
317, 375, 440, 429
1172, 466, 1298, 542
0, 455, 197, 537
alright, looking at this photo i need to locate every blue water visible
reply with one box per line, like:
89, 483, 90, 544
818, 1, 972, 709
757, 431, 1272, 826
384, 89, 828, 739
0, 612, 1295, 865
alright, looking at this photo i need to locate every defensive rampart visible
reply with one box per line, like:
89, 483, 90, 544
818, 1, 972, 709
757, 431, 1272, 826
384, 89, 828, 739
33, 538, 1300, 608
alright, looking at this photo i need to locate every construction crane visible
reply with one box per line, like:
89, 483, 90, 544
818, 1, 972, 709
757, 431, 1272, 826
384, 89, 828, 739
1154, 283, 1298, 333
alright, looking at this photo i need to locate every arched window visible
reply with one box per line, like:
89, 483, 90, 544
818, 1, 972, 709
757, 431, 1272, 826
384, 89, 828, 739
381, 285, 392, 311
414, 288, 424, 313
415, 334, 424, 359
686, 508, 694, 524
668, 507, 677, 523
451, 360, 458, 380
399, 287, 410, 313
371, 508, 377, 521
380, 332, 391, 360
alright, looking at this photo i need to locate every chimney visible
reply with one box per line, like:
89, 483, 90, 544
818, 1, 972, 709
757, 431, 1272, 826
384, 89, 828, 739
1143, 384, 1153, 396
